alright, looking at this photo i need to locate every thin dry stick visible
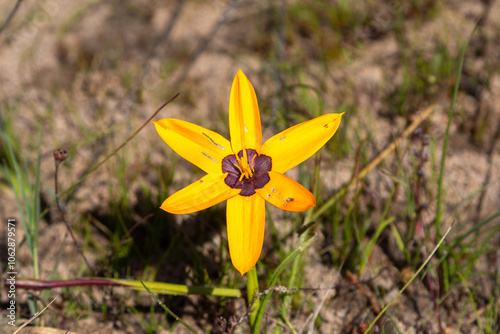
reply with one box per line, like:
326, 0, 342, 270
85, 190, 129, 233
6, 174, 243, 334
141, 281, 199, 334
312, 104, 436, 221
54, 149, 94, 274
12, 295, 59, 334
0, 0, 24, 38
40, 93, 179, 219
117, 212, 155, 247
304, 269, 341, 334
233, 285, 301, 329
346, 270, 381, 313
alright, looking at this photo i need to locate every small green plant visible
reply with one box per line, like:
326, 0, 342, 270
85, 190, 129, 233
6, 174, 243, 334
0, 115, 42, 316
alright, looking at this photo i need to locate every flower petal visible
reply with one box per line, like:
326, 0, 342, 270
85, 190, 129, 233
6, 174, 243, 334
261, 113, 344, 173
229, 70, 262, 153
161, 173, 240, 214
255, 171, 316, 212
226, 194, 265, 276
154, 119, 231, 174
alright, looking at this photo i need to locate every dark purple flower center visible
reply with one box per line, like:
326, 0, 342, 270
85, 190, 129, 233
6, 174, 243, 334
222, 149, 272, 196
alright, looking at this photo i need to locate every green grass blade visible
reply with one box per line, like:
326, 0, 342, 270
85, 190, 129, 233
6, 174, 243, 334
434, 23, 478, 292
363, 224, 454, 333
359, 217, 395, 273
141, 281, 198, 334
253, 234, 317, 334
429, 210, 500, 273
435, 24, 478, 233
30, 130, 42, 279
246, 267, 260, 328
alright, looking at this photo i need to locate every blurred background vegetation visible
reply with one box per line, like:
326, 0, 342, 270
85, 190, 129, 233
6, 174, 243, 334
1, 0, 499, 333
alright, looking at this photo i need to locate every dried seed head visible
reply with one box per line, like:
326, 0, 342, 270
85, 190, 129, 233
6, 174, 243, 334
53, 149, 68, 162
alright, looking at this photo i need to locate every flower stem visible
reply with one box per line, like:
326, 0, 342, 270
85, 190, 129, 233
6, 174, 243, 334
40, 93, 179, 219
246, 267, 260, 328
11, 278, 242, 298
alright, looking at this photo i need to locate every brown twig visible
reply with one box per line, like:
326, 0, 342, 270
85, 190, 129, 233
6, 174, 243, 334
106, 212, 156, 270
117, 212, 155, 247
346, 270, 381, 313
12, 296, 59, 334
40, 93, 179, 219
53, 149, 94, 274
0, 0, 24, 39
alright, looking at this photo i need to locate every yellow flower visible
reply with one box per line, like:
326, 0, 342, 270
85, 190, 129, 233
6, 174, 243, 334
154, 70, 343, 276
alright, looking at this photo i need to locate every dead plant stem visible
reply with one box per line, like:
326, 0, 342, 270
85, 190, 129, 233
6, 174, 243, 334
54, 154, 94, 274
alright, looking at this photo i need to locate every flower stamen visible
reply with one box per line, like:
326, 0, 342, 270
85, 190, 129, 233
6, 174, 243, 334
222, 149, 272, 196
236, 149, 254, 179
